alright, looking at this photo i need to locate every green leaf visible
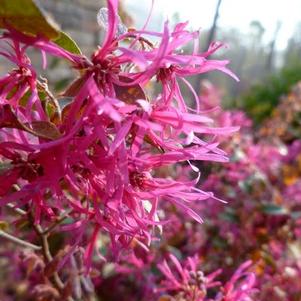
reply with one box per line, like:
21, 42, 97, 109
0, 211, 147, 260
261, 203, 288, 216
54, 31, 82, 54
219, 208, 239, 223
0, 0, 60, 39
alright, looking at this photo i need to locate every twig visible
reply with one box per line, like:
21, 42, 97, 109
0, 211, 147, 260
43, 208, 73, 235
31, 218, 66, 291
6, 202, 27, 216
31, 217, 75, 301
0, 230, 42, 250
9, 185, 74, 300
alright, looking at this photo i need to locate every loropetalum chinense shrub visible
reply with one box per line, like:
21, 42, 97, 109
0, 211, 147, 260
0, 1, 257, 300
197, 83, 301, 301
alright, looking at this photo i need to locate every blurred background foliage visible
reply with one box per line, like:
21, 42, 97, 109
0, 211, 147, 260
123, 0, 301, 127
237, 63, 301, 125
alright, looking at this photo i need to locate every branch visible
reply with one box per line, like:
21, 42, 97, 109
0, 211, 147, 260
9, 185, 74, 300
0, 230, 42, 250
6, 202, 27, 216
31, 218, 66, 291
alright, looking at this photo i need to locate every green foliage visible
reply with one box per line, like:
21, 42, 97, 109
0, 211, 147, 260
0, 0, 81, 54
239, 64, 301, 124
53, 31, 82, 55
261, 203, 288, 216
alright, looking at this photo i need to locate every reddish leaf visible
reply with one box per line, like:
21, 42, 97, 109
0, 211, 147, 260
0, 0, 60, 39
0, 105, 61, 140
0, 104, 23, 129
114, 76, 146, 104
61, 76, 86, 97
29, 121, 61, 140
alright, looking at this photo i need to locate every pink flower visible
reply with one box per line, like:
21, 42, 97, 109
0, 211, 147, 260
158, 253, 221, 300
217, 261, 256, 301
0, 0, 238, 269
158, 256, 256, 301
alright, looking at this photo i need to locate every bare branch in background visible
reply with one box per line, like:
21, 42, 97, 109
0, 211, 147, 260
205, 0, 223, 52
266, 21, 282, 72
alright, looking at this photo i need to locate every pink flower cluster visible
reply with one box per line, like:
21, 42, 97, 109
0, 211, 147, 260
158, 254, 255, 301
0, 0, 240, 278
